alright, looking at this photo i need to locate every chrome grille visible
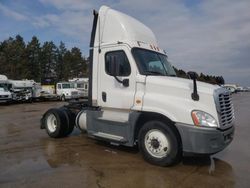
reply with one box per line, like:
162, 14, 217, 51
71, 91, 78, 96
218, 92, 234, 129
0, 95, 8, 98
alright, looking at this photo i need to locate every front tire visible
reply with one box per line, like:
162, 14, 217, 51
138, 120, 182, 166
61, 95, 66, 101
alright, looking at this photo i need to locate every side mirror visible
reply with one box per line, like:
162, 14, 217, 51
122, 79, 129, 87
216, 76, 225, 86
187, 71, 198, 80
108, 57, 129, 87
187, 71, 199, 101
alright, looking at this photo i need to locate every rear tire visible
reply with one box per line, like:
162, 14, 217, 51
43, 108, 75, 138
60, 107, 76, 136
138, 120, 182, 166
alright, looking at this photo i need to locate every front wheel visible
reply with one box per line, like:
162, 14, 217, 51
138, 120, 182, 166
61, 95, 66, 101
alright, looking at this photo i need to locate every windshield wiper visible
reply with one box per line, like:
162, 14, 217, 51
144, 71, 165, 76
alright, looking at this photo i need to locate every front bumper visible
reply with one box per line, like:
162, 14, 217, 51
65, 95, 79, 99
175, 123, 234, 155
0, 98, 12, 103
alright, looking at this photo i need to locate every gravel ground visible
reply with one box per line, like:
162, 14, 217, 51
0, 93, 250, 188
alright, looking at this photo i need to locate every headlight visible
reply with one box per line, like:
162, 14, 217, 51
191, 110, 218, 128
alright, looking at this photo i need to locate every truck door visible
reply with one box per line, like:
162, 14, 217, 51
91, 45, 137, 142
56, 83, 61, 95
98, 46, 136, 111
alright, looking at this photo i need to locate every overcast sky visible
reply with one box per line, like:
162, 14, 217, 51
0, 0, 250, 86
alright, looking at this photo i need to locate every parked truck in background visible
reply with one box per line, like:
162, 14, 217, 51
8, 80, 34, 102
69, 78, 89, 98
0, 74, 81, 103
0, 86, 12, 104
41, 79, 80, 101
0, 74, 36, 102
41, 6, 235, 166
223, 84, 237, 93
0, 75, 12, 103
56, 82, 80, 101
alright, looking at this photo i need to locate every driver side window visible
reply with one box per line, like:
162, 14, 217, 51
105, 50, 131, 76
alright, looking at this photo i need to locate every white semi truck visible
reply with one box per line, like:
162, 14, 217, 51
41, 6, 235, 166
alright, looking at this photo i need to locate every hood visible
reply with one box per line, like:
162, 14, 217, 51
0, 90, 11, 95
142, 76, 220, 124
145, 76, 219, 96
62, 88, 78, 92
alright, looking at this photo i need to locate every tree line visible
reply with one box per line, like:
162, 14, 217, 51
0, 35, 224, 85
173, 68, 225, 85
0, 35, 87, 83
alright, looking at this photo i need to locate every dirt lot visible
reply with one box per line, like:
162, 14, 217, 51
0, 93, 250, 188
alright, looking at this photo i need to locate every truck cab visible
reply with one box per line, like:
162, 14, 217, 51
56, 82, 79, 101
69, 78, 89, 98
41, 6, 235, 166
0, 86, 12, 103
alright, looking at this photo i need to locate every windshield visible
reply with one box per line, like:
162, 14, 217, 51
62, 83, 74, 89
0, 87, 8, 92
132, 48, 176, 76
77, 83, 84, 88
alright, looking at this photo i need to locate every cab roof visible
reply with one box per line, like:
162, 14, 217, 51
94, 6, 158, 47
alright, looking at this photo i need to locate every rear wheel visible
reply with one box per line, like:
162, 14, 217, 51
44, 108, 75, 138
138, 120, 182, 166
46, 113, 58, 133
60, 107, 76, 136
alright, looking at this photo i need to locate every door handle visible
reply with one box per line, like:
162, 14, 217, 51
102, 92, 107, 102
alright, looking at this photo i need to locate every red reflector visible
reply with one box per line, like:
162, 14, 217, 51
191, 112, 200, 126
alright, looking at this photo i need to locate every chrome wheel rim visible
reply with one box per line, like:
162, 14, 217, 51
47, 114, 57, 133
144, 129, 170, 158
